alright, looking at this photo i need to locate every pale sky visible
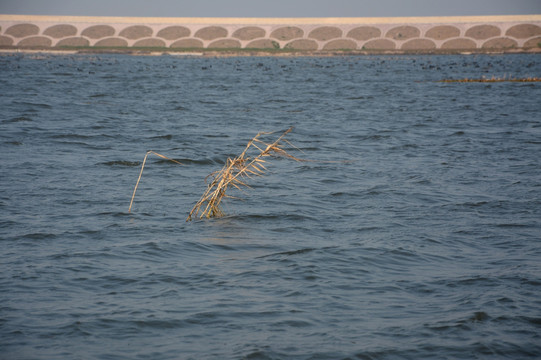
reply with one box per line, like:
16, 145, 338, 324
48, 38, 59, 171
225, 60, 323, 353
0, 0, 540, 17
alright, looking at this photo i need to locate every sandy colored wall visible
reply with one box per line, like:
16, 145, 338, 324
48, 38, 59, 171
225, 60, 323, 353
1, 15, 540, 53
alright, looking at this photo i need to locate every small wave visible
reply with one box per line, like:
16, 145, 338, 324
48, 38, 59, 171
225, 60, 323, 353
2, 116, 33, 123
385, 248, 422, 261
437, 275, 498, 288
4, 141, 23, 146
53, 141, 112, 150
520, 316, 541, 326
98, 211, 132, 217
363, 184, 389, 196
257, 248, 316, 259
13, 101, 52, 109
466, 311, 491, 323
54, 321, 93, 337
430, 311, 492, 332
267, 98, 288, 103
101, 160, 141, 167
257, 246, 339, 260
271, 319, 313, 328
99, 275, 138, 287
16, 232, 57, 240
52, 72, 75, 76
149, 134, 173, 140
329, 188, 371, 200
174, 157, 215, 165
224, 212, 316, 223
203, 133, 230, 138
153, 157, 190, 165
347, 96, 366, 100
51, 133, 92, 140
133, 319, 186, 329
495, 222, 530, 228
189, 310, 237, 325
0, 219, 19, 229
452, 201, 489, 208
48, 250, 120, 261
349, 134, 392, 142
390, 143, 420, 150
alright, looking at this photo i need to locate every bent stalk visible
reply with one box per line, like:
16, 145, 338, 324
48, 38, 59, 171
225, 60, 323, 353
187, 127, 303, 221
128, 151, 183, 213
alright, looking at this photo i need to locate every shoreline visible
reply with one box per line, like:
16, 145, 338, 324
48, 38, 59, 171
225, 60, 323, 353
1, 46, 540, 57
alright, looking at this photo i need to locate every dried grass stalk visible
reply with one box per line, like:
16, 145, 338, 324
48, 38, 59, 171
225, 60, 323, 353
187, 127, 302, 221
128, 151, 183, 213
439, 76, 541, 83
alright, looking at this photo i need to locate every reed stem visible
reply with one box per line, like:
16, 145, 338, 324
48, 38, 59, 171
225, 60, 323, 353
128, 151, 183, 213
187, 127, 302, 221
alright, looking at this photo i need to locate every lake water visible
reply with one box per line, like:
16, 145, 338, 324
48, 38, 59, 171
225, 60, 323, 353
1, 52, 540, 359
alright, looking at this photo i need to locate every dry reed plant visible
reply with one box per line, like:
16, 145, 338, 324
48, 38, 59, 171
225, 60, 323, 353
186, 127, 303, 221
439, 76, 541, 83
128, 151, 183, 213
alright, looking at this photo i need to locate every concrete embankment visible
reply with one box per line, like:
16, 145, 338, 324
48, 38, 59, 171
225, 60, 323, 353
1, 14, 540, 54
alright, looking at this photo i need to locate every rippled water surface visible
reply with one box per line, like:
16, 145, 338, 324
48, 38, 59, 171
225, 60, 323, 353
1, 53, 541, 359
